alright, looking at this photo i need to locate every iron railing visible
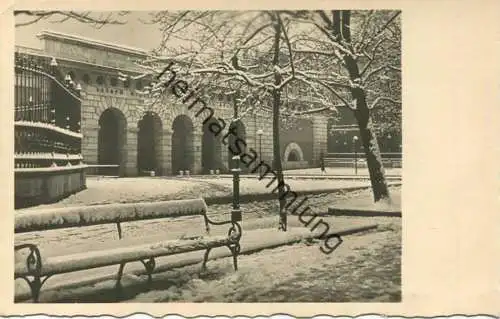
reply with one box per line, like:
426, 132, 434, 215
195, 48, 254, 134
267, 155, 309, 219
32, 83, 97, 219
14, 51, 83, 170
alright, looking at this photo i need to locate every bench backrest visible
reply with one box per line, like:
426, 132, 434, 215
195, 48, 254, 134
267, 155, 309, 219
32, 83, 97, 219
15, 198, 208, 233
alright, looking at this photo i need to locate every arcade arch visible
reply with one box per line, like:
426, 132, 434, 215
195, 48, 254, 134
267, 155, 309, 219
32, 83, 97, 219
202, 118, 222, 173
283, 142, 304, 163
137, 111, 163, 174
97, 107, 127, 175
171, 115, 194, 174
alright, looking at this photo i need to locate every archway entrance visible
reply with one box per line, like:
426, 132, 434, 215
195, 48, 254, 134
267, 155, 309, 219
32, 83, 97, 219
98, 108, 126, 176
172, 115, 194, 174
287, 150, 300, 162
137, 112, 162, 174
283, 142, 305, 163
202, 118, 222, 174
227, 120, 246, 172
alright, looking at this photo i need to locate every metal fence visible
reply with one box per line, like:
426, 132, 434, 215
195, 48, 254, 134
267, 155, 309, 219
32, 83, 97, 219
14, 50, 83, 170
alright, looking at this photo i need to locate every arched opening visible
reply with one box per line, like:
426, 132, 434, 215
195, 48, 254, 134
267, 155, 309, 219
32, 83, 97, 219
172, 115, 194, 174
287, 150, 300, 162
202, 118, 222, 174
227, 120, 246, 172
98, 108, 127, 176
137, 112, 162, 174
283, 142, 305, 163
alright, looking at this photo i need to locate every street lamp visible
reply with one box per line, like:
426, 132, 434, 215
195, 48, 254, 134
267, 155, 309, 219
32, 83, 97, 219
228, 82, 242, 224
257, 129, 263, 177
353, 135, 359, 175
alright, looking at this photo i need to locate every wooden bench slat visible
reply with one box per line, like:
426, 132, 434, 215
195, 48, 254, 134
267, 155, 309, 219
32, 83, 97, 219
15, 234, 237, 277
15, 198, 208, 233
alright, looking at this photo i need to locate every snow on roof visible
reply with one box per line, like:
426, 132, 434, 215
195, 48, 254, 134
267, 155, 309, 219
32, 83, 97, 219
37, 30, 149, 57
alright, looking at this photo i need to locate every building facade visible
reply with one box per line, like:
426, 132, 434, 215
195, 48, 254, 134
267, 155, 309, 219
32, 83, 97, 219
19, 30, 329, 177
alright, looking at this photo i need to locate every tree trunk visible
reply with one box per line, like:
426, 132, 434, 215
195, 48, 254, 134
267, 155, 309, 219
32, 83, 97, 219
273, 89, 287, 231
334, 10, 391, 203
354, 103, 391, 202
271, 14, 287, 231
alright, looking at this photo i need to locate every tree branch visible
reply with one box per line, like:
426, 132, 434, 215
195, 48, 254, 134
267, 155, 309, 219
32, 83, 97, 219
369, 96, 402, 109
15, 11, 129, 28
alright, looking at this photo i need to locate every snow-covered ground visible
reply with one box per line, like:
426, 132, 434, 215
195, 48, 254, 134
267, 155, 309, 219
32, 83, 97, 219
127, 217, 400, 302
19, 176, 378, 209
15, 186, 402, 302
284, 167, 402, 176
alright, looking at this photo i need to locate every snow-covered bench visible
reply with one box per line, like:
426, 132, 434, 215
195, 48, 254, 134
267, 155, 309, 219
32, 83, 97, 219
14, 198, 242, 302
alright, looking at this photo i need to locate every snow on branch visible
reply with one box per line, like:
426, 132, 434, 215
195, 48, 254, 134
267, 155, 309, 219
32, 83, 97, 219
15, 11, 129, 28
277, 13, 295, 77
357, 11, 401, 53
294, 70, 354, 109
369, 96, 402, 109
360, 38, 389, 76
363, 64, 401, 83
289, 104, 344, 116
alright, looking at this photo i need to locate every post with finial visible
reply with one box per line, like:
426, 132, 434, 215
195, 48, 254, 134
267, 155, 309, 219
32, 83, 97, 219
231, 154, 242, 223
49, 57, 58, 127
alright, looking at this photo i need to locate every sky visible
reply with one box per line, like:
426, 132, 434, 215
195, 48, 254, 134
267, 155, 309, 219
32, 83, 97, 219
15, 12, 164, 51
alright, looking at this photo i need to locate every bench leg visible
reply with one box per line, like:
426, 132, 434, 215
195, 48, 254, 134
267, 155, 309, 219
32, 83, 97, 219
140, 258, 156, 285
17, 275, 51, 303
227, 243, 241, 271
201, 248, 212, 271
115, 263, 126, 291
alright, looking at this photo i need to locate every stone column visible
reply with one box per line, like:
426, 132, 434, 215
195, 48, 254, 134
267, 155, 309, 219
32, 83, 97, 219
82, 122, 98, 164
256, 115, 273, 167
123, 126, 138, 176
192, 130, 203, 175
312, 116, 328, 166
81, 100, 99, 164
159, 129, 172, 176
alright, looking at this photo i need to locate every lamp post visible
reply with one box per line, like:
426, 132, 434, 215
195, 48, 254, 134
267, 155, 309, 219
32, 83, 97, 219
229, 84, 241, 224
387, 133, 392, 153
353, 135, 359, 175
257, 129, 263, 177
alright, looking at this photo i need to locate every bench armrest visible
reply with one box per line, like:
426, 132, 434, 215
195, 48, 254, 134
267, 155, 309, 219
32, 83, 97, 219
202, 213, 242, 242
15, 243, 43, 277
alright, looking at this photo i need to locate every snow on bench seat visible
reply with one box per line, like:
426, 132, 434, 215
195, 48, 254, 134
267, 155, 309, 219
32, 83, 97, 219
15, 233, 237, 277
14, 197, 242, 302
15, 198, 208, 233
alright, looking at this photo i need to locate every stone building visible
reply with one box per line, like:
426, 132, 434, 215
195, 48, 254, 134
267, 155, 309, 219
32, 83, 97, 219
18, 30, 328, 176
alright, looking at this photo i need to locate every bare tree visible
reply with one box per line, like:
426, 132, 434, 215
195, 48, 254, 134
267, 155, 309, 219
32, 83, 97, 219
120, 11, 300, 231
14, 11, 129, 28
282, 10, 402, 203
115, 10, 400, 222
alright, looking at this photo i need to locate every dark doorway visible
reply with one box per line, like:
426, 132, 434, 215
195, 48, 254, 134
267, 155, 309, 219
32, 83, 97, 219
98, 108, 126, 176
172, 115, 194, 174
137, 112, 162, 174
227, 120, 246, 172
287, 150, 300, 162
202, 118, 222, 174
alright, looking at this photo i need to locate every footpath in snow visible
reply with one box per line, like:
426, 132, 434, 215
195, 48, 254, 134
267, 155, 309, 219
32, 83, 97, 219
18, 175, 401, 210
